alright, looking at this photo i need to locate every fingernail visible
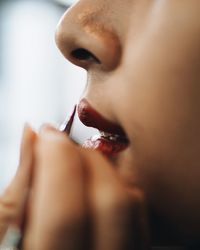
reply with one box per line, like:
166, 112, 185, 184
20, 123, 33, 150
39, 123, 71, 143
22, 122, 31, 136
39, 123, 57, 134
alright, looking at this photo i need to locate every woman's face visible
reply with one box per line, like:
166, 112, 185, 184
56, 0, 200, 241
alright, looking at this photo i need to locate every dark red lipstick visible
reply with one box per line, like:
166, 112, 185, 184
78, 98, 126, 136
78, 98, 129, 156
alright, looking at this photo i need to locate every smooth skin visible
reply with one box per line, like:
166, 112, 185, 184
0, 126, 149, 250
56, 0, 200, 243
1, 0, 200, 248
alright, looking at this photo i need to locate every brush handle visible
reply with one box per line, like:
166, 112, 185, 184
59, 105, 76, 135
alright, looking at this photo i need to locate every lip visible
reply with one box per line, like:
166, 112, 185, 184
78, 98, 127, 137
78, 98, 129, 156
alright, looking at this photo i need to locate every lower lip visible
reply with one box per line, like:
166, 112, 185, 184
82, 134, 129, 157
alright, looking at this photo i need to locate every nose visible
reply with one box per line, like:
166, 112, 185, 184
55, 4, 121, 71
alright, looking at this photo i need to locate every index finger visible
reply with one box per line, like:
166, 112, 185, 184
23, 128, 87, 250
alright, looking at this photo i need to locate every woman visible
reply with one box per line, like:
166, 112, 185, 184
1, 0, 200, 249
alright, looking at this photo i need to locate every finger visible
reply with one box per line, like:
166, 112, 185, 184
38, 123, 58, 133
15, 123, 36, 189
81, 149, 150, 250
0, 124, 36, 241
126, 188, 151, 250
24, 128, 87, 250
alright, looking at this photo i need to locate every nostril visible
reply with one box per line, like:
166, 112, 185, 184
71, 48, 101, 64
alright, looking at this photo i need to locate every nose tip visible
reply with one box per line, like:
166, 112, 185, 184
55, 6, 121, 71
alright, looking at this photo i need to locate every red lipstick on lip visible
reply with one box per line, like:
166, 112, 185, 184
78, 98, 126, 137
78, 98, 129, 156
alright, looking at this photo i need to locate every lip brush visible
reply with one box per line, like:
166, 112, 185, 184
59, 105, 77, 135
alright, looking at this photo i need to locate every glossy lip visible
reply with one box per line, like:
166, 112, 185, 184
77, 98, 127, 138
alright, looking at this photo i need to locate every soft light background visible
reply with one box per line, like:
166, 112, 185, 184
0, 0, 97, 192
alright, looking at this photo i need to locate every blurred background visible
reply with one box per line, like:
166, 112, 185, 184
0, 0, 97, 192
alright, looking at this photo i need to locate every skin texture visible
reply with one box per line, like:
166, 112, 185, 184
1, 0, 200, 249
55, 0, 200, 244
23, 127, 150, 250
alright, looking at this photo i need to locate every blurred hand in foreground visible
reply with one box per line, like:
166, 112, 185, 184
0, 125, 150, 250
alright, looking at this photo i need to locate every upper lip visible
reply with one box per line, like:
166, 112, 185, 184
77, 98, 127, 138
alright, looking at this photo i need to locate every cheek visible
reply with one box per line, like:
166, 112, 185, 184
112, 58, 200, 162
114, 2, 200, 168
108, 15, 200, 227
117, 0, 200, 152
110, 66, 200, 234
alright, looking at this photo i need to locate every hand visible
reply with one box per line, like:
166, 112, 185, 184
21, 126, 150, 250
0, 125, 36, 243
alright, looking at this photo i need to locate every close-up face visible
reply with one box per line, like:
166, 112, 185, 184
56, 0, 200, 242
